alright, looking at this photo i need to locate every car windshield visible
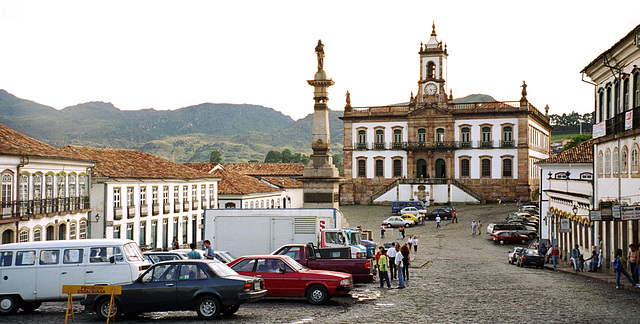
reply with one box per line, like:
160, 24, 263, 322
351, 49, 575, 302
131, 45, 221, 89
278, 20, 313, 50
524, 249, 540, 256
123, 243, 145, 262
282, 255, 306, 271
347, 232, 362, 245
208, 262, 240, 277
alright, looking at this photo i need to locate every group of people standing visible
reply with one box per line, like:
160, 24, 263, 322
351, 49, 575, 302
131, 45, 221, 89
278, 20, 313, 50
376, 242, 411, 289
612, 243, 640, 289
470, 220, 483, 235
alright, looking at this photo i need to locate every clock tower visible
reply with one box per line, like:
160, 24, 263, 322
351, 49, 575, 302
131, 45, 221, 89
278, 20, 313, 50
417, 22, 448, 105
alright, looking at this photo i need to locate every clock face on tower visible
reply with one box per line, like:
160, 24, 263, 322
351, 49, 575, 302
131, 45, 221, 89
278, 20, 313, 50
425, 83, 437, 95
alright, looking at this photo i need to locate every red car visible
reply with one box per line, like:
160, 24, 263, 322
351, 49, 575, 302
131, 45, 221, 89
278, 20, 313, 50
492, 230, 529, 245
227, 255, 353, 305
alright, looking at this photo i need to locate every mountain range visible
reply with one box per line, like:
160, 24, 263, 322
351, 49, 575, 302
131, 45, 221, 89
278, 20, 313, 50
0, 90, 495, 163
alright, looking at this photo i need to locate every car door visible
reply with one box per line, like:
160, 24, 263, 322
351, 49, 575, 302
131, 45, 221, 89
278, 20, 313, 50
121, 263, 179, 312
175, 263, 209, 309
252, 258, 297, 297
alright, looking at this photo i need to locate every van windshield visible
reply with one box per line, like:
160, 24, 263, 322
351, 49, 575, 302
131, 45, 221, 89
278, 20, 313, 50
346, 232, 361, 245
123, 243, 145, 262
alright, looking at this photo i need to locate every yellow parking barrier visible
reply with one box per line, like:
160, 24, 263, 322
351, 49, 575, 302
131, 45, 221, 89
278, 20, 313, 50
62, 285, 122, 324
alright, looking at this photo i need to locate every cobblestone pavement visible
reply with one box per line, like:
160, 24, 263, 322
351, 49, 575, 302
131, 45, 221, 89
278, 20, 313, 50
6, 204, 640, 323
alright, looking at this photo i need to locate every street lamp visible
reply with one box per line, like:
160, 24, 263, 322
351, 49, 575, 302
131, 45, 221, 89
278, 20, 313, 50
548, 171, 553, 179
95, 213, 100, 222
566, 171, 571, 179
572, 205, 578, 217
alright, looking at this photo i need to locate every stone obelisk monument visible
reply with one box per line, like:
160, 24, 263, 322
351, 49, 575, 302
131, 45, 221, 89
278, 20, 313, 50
301, 40, 343, 209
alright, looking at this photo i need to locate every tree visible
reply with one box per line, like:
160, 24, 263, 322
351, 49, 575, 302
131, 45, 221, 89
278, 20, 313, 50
264, 150, 282, 163
209, 150, 222, 163
300, 154, 310, 165
281, 149, 293, 163
248, 159, 260, 163
332, 153, 343, 175
563, 133, 592, 151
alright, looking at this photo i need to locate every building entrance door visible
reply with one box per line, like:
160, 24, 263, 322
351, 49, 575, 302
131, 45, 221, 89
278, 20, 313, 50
435, 158, 446, 178
416, 159, 427, 178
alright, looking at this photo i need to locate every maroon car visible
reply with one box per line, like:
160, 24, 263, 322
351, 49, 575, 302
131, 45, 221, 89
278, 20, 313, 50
492, 230, 529, 245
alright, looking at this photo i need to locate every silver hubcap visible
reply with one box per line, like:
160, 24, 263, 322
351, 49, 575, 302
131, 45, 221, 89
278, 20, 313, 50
201, 300, 216, 316
311, 289, 324, 301
0, 298, 13, 311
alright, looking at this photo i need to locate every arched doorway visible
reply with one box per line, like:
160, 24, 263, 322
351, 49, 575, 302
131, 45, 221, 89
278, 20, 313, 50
224, 202, 236, 209
2, 229, 14, 244
435, 158, 446, 178
46, 225, 55, 240
282, 197, 287, 209
416, 159, 427, 178
58, 223, 66, 240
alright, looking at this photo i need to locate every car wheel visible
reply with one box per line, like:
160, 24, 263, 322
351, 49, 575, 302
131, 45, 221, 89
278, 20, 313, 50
0, 295, 20, 315
499, 240, 505, 245
306, 284, 329, 305
20, 301, 41, 313
196, 295, 221, 319
443, 216, 448, 220
405, 223, 411, 228
528, 234, 535, 240
521, 239, 527, 244
96, 297, 121, 321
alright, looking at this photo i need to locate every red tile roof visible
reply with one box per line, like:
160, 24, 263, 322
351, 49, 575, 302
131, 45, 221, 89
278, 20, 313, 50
60, 146, 217, 179
224, 163, 305, 176
0, 123, 87, 160
213, 168, 280, 195
538, 140, 593, 164
260, 176, 303, 188
183, 162, 221, 174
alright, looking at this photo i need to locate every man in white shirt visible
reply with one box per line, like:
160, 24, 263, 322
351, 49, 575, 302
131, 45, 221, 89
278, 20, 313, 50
387, 242, 397, 280
436, 216, 441, 228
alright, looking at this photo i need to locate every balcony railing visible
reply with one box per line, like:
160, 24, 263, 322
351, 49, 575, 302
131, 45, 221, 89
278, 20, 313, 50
152, 204, 159, 216
602, 105, 640, 137
1, 197, 90, 220
192, 201, 199, 210
479, 140, 494, 148
201, 200, 207, 209
127, 205, 136, 219
183, 202, 190, 212
209, 201, 216, 209
174, 202, 181, 213
500, 140, 515, 148
140, 205, 149, 217
163, 204, 170, 214
114, 207, 123, 220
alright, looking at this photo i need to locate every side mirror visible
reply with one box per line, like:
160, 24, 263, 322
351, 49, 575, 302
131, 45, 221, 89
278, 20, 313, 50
109, 256, 115, 264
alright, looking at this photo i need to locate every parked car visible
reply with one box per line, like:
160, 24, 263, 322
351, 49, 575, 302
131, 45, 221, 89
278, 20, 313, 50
228, 255, 353, 305
401, 214, 419, 224
440, 205, 457, 216
81, 259, 266, 320
516, 248, 545, 268
424, 208, 454, 221
508, 247, 524, 264
492, 230, 530, 245
382, 216, 414, 228
173, 249, 237, 263
391, 200, 426, 214
487, 223, 537, 238
144, 251, 188, 264
399, 207, 422, 216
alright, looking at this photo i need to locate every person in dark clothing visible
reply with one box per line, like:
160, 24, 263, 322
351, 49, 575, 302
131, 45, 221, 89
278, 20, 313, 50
400, 244, 411, 281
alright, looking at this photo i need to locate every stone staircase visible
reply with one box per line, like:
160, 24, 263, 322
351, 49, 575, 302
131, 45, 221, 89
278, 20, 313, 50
369, 178, 484, 204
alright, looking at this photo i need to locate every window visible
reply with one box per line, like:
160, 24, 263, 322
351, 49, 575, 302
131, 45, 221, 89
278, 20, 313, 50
126, 223, 133, 240
632, 147, 639, 173
182, 216, 188, 243
426, 61, 436, 78
183, 185, 189, 205
209, 184, 215, 207
113, 225, 121, 239
375, 159, 384, 177
393, 129, 402, 147
191, 185, 197, 205
151, 220, 158, 249
250, 201, 254, 209
357, 130, 366, 148
113, 188, 121, 208
597, 151, 604, 175
481, 127, 492, 146
461, 159, 470, 177
45, 174, 53, 198
1, 173, 13, 203
68, 174, 76, 197
56, 173, 66, 198
393, 159, 402, 177
19, 174, 28, 201
481, 159, 491, 177
201, 185, 206, 205
375, 129, 384, 148
502, 158, 513, 178
436, 128, 444, 144
179, 264, 208, 280
357, 159, 366, 178
69, 223, 76, 240
502, 126, 513, 145
16, 251, 36, 266
39, 250, 59, 265
127, 187, 134, 207
614, 81, 620, 115
18, 230, 28, 242
606, 85, 612, 119
63, 249, 83, 264
34, 228, 41, 241
139, 221, 146, 246
613, 149, 619, 175
163, 186, 169, 205
461, 127, 470, 146
418, 129, 426, 143
635, 72, 640, 107
623, 78, 629, 111
174, 186, 179, 204
622, 148, 629, 173
173, 217, 179, 243
79, 174, 86, 196
90, 247, 123, 263
598, 90, 604, 122
605, 149, 611, 175
0, 251, 12, 266
79, 221, 87, 239
33, 173, 42, 200
140, 186, 147, 206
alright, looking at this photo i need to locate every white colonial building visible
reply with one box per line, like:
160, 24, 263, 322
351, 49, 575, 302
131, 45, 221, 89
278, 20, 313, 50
0, 123, 94, 244
582, 23, 640, 268
340, 24, 552, 204
60, 146, 220, 250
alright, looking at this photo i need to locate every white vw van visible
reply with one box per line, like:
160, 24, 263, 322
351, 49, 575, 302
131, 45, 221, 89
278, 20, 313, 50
0, 239, 150, 315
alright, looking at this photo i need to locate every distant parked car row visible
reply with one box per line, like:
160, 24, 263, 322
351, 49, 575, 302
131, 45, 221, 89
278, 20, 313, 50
507, 247, 544, 268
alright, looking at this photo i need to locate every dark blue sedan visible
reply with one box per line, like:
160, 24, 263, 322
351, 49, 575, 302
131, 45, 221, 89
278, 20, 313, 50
82, 259, 266, 320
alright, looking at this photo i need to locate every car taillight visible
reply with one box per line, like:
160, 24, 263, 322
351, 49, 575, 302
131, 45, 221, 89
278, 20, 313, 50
522, 256, 527, 260
364, 261, 371, 269
244, 283, 252, 292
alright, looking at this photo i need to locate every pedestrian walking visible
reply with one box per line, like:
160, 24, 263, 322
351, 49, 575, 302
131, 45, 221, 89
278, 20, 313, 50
187, 243, 201, 259
570, 244, 581, 272
171, 237, 180, 250
378, 249, 391, 288
477, 220, 482, 234
516, 197, 522, 211
401, 244, 410, 281
203, 240, 215, 260
451, 212, 458, 223
380, 225, 386, 239
471, 220, 477, 235
614, 248, 640, 289
387, 242, 397, 280
539, 243, 547, 263
395, 245, 405, 288
407, 236, 413, 250
397, 226, 404, 239
412, 236, 419, 252
628, 244, 639, 283
435, 216, 441, 228
550, 245, 559, 268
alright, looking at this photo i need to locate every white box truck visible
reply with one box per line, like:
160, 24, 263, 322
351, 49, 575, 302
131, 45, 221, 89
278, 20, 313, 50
203, 208, 343, 257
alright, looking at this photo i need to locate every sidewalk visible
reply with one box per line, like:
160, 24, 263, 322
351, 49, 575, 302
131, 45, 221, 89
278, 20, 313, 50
543, 262, 639, 290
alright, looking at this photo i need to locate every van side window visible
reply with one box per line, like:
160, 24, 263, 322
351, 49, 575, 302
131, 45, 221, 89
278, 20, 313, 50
0, 251, 13, 266
151, 264, 178, 282
16, 251, 36, 266
40, 250, 60, 265
90, 247, 124, 263
179, 264, 208, 280
63, 249, 84, 264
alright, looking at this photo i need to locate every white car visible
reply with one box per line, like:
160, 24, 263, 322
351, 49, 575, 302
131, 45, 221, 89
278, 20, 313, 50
382, 216, 414, 228
398, 207, 425, 216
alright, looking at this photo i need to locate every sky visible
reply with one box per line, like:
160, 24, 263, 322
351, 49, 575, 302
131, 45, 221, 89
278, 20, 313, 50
0, 1, 638, 121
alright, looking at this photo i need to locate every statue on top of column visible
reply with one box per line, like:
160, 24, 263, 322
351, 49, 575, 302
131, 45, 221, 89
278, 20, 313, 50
315, 40, 325, 71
